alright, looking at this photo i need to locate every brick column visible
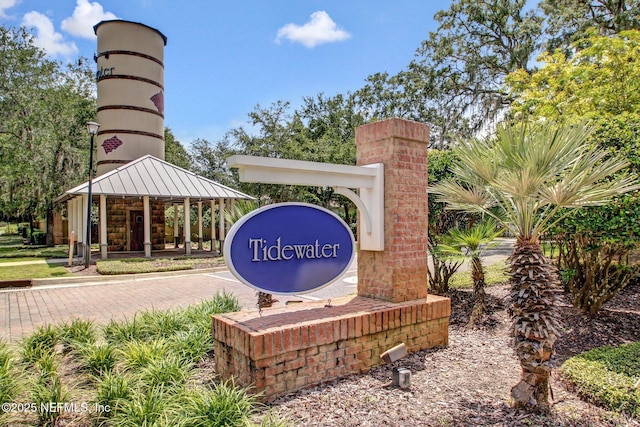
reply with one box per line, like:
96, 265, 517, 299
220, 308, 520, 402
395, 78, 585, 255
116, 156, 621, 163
356, 118, 430, 302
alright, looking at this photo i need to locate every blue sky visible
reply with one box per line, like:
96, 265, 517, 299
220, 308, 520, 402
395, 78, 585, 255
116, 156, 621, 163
1, 0, 445, 146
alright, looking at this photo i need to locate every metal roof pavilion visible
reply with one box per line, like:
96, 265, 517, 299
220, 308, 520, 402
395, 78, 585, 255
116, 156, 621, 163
59, 154, 253, 201
58, 155, 253, 259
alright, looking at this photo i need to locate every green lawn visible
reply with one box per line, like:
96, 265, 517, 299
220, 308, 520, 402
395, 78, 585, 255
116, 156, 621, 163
0, 233, 71, 280
0, 263, 71, 280
448, 261, 509, 289
0, 257, 39, 264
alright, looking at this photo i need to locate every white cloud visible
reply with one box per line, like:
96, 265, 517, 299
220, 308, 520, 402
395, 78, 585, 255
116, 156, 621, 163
61, 0, 117, 39
0, 0, 20, 19
276, 11, 350, 48
22, 11, 78, 57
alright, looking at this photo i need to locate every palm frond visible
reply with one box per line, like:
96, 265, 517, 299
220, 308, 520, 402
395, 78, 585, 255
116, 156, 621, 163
430, 120, 639, 243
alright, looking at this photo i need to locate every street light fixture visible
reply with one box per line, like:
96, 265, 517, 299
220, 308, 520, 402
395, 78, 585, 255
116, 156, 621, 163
85, 121, 100, 268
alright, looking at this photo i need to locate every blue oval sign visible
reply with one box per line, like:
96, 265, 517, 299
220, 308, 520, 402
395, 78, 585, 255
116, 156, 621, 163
224, 203, 355, 295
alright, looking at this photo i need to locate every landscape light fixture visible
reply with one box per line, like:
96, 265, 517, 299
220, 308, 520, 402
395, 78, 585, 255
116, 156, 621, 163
84, 121, 100, 268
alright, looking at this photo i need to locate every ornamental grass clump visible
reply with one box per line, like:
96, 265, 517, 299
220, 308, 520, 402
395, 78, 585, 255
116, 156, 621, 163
0, 341, 25, 424
110, 385, 179, 427
140, 355, 193, 389
118, 338, 171, 371
20, 324, 59, 365
31, 375, 71, 427
103, 316, 149, 345
170, 327, 215, 364
74, 341, 117, 376
137, 308, 190, 339
58, 318, 97, 352
173, 379, 258, 427
93, 371, 132, 418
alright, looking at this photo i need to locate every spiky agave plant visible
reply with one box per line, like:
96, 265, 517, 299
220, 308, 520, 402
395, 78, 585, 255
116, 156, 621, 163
430, 121, 639, 412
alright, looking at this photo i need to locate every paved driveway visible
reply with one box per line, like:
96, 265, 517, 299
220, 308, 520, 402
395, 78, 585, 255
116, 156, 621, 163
0, 263, 358, 342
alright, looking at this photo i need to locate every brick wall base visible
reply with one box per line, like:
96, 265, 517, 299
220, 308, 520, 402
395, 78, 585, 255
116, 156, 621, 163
212, 294, 450, 401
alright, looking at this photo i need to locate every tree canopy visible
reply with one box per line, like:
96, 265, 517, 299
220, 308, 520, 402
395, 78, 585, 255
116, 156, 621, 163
507, 29, 640, 119
164, 127, 191, 170
0, 25, 95, 243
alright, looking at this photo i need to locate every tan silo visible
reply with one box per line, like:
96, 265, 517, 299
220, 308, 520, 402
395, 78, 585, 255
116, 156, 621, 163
93, 20, 167, 176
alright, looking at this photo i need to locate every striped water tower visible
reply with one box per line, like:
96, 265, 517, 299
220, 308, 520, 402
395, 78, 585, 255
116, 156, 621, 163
93, 20, 167, 176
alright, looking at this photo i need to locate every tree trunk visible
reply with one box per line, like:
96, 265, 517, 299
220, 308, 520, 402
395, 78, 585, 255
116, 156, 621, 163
46, 205, 55, 247
467, 256, 486, 327
29, 213, 35, 245
508, 240, 562, 413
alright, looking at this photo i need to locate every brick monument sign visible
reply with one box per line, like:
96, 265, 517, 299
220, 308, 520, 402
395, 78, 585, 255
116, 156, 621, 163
211, 118, 451, 400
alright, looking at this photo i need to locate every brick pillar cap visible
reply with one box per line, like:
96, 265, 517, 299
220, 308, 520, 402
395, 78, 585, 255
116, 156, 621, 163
356, 118, 430, 145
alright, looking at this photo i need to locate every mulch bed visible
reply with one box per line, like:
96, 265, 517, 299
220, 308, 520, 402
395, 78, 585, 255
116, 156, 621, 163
257, 281, 640, 426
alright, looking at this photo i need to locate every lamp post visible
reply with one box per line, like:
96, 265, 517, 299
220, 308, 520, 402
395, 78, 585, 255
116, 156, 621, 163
85, 121, 100, 268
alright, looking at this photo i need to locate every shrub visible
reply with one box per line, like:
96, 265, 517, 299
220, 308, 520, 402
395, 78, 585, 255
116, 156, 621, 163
555, 233, 639, 313
96, 258, 194, 275
31, 231, 46, 245
561, 342, 640, 416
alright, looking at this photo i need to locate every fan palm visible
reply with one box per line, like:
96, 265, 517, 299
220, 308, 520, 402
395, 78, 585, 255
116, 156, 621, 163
430, 121, 639, 412
437, 219, 504, 327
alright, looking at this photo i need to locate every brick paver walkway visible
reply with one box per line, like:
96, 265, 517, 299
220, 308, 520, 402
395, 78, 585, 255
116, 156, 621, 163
0, 271, 260, 342
0, 263, 358, 342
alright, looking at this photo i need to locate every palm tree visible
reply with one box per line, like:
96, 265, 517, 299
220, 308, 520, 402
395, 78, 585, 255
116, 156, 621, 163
224, 199, 259, 225
437, 219, 503, 327
430, 121, 638, 412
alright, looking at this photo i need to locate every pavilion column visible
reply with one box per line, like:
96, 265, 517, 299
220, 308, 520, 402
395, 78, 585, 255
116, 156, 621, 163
197, 201, 203, 250
75, 197, 83, 256
173, 203, 179, 247
67, 199, 75, 255
143, 196, 151, 257
81, 194, 88, 260
211, 200, 216, 252
184, 197, 191, 255
100, 195, 108, 259
218, 198, 225, 255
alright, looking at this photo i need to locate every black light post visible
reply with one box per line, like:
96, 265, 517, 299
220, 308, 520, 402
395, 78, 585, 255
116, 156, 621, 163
85, 121, 100, 268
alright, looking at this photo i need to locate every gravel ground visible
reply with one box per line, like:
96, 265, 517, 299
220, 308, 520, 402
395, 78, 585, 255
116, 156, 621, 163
255, 281, 640, 427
